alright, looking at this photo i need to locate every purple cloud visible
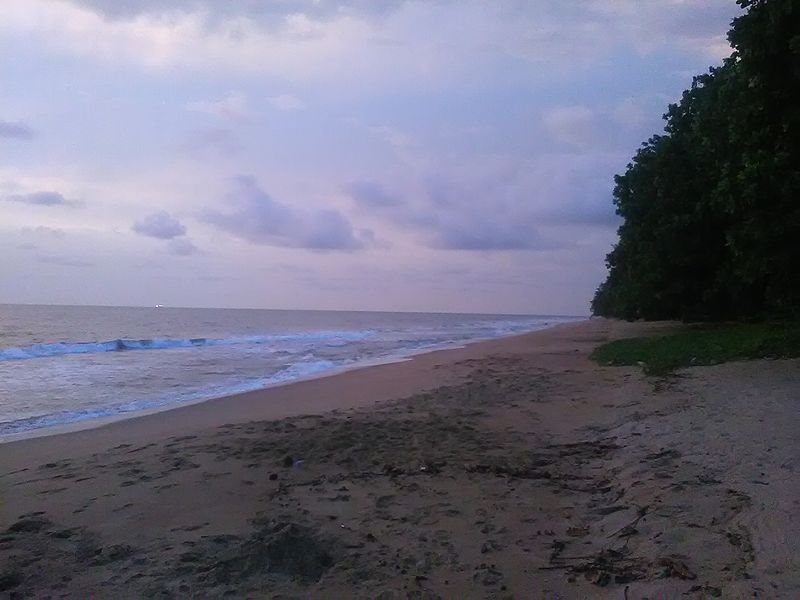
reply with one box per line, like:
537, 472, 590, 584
346, 180, 402, 208
132, 211, 187, 240
37, 255, 94, 268
0, 119, 35, 140
167, 238, 198, 256
205, 176, 367, 251
5, 191, 78, 207
346, 156, 619, 251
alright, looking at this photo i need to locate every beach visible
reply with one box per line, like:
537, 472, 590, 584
1, 318, 798, 598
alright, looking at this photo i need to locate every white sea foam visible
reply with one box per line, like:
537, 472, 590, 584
0, 330, 374, 362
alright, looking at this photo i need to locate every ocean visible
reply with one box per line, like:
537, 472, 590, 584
0, 304, 580, 438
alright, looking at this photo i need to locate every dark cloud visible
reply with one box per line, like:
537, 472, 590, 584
5, 191, 78, 207
0, 120, 35, 140
204, 176, 367, 251
346, 156, 619, 251
346, 181, 402, 208
350, 182, 558, 251
132, 211, 187, 240
431, 223, 550, 251
66, 0, 405, 22
37, 255, 94, 268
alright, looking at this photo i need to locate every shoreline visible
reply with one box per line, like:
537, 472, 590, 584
0, 320, 588, 464
0, 320, 579, 446
2, 318, 798, 598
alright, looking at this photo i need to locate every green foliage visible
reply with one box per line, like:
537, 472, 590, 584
591, 321, 800, 375
593, 0, 800, 321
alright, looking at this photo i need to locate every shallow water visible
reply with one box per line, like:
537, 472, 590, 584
0, 304, 580, 436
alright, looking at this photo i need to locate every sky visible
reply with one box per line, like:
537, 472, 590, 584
0, 0, 741, 315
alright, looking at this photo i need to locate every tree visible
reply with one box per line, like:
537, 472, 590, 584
593, 0, 800, 321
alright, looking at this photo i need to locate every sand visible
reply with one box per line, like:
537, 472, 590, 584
1, 318, 798, 598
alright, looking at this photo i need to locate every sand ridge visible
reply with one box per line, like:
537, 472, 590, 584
1, 319, 798, 598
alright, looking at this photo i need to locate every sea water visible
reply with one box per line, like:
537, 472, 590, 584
0, 305, 580, 438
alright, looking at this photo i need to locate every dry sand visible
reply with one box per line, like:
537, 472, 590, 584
1, 318, 798, 598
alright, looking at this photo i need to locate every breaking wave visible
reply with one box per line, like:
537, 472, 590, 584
0, 330, 374, 362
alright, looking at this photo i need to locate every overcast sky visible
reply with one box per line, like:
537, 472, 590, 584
0, 0, 740, 315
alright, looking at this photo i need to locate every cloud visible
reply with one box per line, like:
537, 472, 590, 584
1, 0, 739, 96
0, 0, 740, 314
412, 176, 559, 251
4, 2, 371, 81
432, 224, 551, 251
611, 97, 647, 129
0, 119, 35, 140
37, 255, 94, 267
346, 181, 402, 209
346, 154, 619, 251
204, 176, 367, 251
132, 213, 198, 256
181, 128, 242, 158
581, 0, 737, 60
542, 106, 596, 151
4, 191, 79, 207
347, 176, 552, 251
167, 237, 198, 256
368, 125, 412, 149
132, 211, 187, 239
20, 225, 67, 238
187, 92, 249, 119
188, 91, 304, 120
267, 94, 306, 111
62, 1, 407, 23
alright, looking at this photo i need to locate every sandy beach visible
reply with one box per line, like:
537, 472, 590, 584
1, 318, 798, 598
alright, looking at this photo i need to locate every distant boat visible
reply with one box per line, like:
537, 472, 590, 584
154, 304, 164, 308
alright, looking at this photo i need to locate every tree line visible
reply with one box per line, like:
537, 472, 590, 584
592, 0, 799, 321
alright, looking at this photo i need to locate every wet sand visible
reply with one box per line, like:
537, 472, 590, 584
1, 318, 798, 598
